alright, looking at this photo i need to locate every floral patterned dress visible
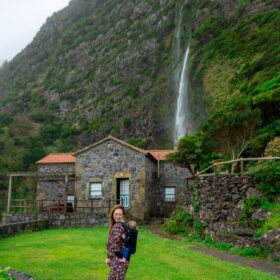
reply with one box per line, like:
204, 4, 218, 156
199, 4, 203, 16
107, 222, 129, 280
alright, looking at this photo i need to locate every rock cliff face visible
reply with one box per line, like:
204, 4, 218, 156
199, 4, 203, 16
0, 0, 279, 172
0, 0, 178, 148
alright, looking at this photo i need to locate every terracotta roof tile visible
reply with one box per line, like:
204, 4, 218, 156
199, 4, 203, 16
36, 137, 175, 164
147, 150, 175, 161
36, 153, 75, 164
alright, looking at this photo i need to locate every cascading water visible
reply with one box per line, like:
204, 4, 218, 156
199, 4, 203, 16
173, 1, 193, 147
174, 45, 190, 146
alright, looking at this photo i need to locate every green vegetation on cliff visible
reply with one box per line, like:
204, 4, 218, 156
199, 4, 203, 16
189, 0, 279, 158
0, 0, 279, 175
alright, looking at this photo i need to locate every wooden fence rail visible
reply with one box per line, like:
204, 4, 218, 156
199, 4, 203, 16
195, 156, 280, 177
7, 198, 120, 215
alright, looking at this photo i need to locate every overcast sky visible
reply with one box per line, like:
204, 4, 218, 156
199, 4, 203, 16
0, 0, 70, 64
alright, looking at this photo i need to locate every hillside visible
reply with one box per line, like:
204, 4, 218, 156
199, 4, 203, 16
0, 0, 279, 176
189, 0, 280, 159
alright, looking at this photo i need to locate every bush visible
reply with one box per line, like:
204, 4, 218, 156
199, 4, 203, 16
255, 203, 280, 238
239, 195, 263, 225
264, 136, 280, 157
252, 161, 280, 199
126, 138, 148, 149
0, 267, 15, 280
162, 219, 181, 235
163, 206, 194, 234
193, 218, 204, 235
250, 137, 280, 199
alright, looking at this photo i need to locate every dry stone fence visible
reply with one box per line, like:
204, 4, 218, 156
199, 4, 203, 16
179, 174, 279, 260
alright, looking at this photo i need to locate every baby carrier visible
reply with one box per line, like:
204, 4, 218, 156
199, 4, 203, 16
121, 222, 138, 254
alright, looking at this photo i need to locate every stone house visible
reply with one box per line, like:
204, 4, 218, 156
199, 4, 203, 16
36, 136, 191, 220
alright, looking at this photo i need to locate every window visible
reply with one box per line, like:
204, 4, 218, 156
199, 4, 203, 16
67, 195, 75, 205
89, 182, 102, 198
67, 195, 75, 212
164, 187, 176, 202
119, 179, 129, 208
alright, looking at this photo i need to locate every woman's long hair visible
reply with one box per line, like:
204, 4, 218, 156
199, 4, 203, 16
108, 204, 125, 233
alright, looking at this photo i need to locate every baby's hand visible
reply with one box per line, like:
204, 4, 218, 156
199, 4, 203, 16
122, 233, 126, 239
120, 258, 128, 263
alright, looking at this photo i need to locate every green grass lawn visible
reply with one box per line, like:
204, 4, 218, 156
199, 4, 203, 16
0, 227, 278, 280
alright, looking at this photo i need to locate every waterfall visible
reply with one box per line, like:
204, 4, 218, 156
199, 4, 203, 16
174, 45, 190, 146
173, 0, 193, 147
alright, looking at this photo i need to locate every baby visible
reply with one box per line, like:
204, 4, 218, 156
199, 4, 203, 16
120, 220, 138, 262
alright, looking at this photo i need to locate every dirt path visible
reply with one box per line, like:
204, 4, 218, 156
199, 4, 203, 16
148, 224, 280, 278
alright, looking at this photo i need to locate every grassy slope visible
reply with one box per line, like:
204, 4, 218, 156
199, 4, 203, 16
0, 227, 278, 280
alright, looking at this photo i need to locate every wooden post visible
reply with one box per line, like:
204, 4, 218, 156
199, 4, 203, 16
65, 173, 68, 213
240, 159, 244, 174
7, 175, 12, 213
213, 162, 217, 175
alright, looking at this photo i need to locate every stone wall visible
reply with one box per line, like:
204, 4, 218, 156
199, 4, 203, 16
0, 220, 49, 238
180, 175, 257, 245
75, 140, 148, 220
37, 163, 75, 209
149, 161, 191, 217
1, 212, 108, 238
178, 174, 280, 260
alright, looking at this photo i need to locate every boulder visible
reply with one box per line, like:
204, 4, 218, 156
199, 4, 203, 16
260, 229, 280, 249
252, 208, 268, 222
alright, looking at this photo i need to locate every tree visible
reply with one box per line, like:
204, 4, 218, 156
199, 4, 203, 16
166, 133, 205, 177
207, 109, 261, 160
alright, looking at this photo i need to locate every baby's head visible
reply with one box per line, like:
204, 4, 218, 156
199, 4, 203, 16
127, 220, 137, 230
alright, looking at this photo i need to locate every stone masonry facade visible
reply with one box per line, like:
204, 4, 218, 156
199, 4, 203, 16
37, 163, 75, 211
75, 139, 150, 220
34, 136, 191, 221
149, 162, 191, 217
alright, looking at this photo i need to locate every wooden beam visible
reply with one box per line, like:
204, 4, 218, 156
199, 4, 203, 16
6, 172, 38, 177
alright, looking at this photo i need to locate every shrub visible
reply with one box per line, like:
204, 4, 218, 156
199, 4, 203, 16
252, 161, 280, 199
255, 203, 280, 238
239, 195, 263, 225
126, 138, 148, 149
250, 137, 280, 199
162, 219, 181, 235
0, 267, 15, 280
264, 136, 280, 157
193, 218, 204, 235
163, 206, 194, 234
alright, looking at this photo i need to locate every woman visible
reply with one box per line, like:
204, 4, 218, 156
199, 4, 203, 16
105, 204, 129, 280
